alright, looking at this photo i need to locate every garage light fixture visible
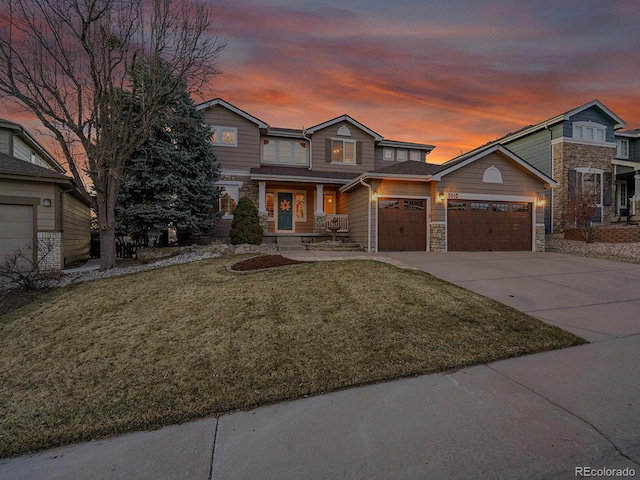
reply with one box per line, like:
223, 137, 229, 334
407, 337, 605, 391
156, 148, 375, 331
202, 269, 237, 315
437, 191, 446, 204
536, 196, 547, 208
42, 198, 52, 207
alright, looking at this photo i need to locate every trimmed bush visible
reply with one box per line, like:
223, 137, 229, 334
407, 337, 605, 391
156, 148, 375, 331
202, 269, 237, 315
230, 197, 263, 245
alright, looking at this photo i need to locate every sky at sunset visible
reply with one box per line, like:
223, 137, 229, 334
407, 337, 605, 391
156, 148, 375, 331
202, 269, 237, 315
5, 0, 640, 165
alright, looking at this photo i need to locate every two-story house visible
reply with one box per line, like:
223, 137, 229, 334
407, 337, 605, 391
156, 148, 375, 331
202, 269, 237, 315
449, 100, 628, 233
197, 99, 556, 252
0, 119, 91, 269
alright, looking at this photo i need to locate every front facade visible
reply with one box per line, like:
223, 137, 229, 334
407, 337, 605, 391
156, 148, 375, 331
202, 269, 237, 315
0, 119, 91, 269
198, 99, 555, 252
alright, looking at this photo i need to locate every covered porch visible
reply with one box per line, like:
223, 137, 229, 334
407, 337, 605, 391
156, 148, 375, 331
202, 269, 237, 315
614, 160, 640, 219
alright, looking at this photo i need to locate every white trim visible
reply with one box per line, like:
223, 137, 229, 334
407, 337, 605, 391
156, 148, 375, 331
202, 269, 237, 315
316, 184, 324, 214
208, 126, 238, 147
220, 169, 251, 177
550, 137, 616, 148
330, 138, 357, 164
430, 221, 446, 225
612, 159, 640, 170
251, 174, 351, 184
306, 114, 383, 140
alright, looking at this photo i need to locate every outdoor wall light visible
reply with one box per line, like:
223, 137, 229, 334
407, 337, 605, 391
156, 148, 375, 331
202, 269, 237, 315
536, 196, 547, 208
437, 191, 446, 204
42, 198, 52, 207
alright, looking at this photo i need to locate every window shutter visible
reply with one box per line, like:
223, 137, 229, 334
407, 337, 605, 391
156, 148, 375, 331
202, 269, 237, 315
325, 139, 332, 162
356, 141, 363, 164
568, 169, 577, 197
603, 172, 613, 206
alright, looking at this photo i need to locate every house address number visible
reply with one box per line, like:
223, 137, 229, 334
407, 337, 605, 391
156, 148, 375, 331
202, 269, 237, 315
446, 192, 459, 199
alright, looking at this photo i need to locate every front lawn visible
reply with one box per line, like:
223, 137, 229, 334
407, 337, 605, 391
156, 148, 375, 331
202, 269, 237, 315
0, 257, 585, 458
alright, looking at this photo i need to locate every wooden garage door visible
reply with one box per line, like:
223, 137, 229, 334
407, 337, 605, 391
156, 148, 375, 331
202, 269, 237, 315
448, 200, 532, 251
378, 198, 426, 252
0, 204, 34, 263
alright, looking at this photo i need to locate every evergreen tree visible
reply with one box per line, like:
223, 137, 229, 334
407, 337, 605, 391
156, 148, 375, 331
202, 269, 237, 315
116, 74, 220, 245
230, 197, 264, 245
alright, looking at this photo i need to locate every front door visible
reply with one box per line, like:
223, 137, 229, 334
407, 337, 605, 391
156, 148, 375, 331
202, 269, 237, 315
277, 192, 294, 232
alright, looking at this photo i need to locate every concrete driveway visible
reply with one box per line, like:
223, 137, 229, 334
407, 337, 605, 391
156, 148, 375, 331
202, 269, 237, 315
386, 251, 640, 342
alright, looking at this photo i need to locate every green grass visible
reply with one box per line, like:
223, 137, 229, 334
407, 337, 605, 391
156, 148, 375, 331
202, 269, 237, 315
0, 256, 585, 458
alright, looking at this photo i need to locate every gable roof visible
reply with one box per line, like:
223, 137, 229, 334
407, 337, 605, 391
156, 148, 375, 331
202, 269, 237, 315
340, 161, 441, 192
195, 98, 269, 129
0, 151, 73, 182
432, 144, 557, 187
305, 114, 383, 141
0, 118, 65, 173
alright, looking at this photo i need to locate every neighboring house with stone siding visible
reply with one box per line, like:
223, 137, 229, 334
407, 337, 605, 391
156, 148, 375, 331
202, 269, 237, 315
197, 98, 555, 252
0, 119, 91, 270
454, 100, 627, 233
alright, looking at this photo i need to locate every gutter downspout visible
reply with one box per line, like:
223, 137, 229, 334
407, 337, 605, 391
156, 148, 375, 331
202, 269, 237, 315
303, 128, 312, 171
359, 177, 373, 252
544, 122, 553, 234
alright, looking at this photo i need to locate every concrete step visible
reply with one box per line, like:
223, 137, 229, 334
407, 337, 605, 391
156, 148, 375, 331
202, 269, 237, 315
306, 242, 363, 252
276, 236, 307, 252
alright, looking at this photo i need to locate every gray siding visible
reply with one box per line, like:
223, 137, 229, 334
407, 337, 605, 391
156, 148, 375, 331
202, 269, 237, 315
0, 130, 10, 155
0, 179, 56, 231
344, 186, 371, 251
565, 107, 617, 142
504, 129, 553, 177
201, 105, 261, 171
62, 191, 90, 265
12, 137, 32, 162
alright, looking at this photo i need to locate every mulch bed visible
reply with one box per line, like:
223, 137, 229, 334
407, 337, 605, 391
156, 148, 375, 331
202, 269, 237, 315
229, 255, 310, 271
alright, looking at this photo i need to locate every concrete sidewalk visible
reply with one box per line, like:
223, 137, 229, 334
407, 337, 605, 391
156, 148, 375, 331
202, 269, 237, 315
2, 252, 639, 479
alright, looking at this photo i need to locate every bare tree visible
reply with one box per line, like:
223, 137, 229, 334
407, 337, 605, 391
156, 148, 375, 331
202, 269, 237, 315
565, 191, 598, 242
0, 0, 225, 269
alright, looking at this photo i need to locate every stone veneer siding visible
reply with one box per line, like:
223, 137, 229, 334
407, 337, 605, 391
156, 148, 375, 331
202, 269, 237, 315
218, 174, 259, 205
430, 224, 446, 252
552, 142, 615, 233
535, 225, 545, 252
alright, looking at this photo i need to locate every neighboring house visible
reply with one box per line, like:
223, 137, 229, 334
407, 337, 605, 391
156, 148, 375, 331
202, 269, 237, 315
197, 99, 555, 252
451, 100, 628, 233
613, 129, 640, 217
0, 119, 91, 269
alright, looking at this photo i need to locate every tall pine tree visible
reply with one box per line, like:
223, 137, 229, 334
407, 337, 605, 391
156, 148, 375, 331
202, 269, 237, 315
116, 76, 220, 246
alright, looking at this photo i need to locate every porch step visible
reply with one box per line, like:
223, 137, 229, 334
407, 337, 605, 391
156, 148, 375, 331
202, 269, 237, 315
306, 241, 363, 252
276, 236, 307, 253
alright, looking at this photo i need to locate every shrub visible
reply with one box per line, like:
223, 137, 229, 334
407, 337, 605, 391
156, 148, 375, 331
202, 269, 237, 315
229, 197, 263, 245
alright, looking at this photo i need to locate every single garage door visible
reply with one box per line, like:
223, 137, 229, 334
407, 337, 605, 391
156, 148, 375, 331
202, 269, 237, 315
0, 204, 34, 264
378, 198, 426, 252
448, 200, 532, 251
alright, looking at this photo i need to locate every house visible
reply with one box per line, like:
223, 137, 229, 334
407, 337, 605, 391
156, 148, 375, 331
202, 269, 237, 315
452, 99, 628, 233
614, 129, 640, 217
197, 99, 555, 252
0, 119, 91, 269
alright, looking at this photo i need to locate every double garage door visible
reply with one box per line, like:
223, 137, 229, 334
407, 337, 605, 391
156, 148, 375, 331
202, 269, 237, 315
447, 200, 532, 251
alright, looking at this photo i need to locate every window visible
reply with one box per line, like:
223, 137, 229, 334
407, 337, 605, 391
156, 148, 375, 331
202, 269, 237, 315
409, 150, 420, 161
332, 139, 356, 163
617, 139, 629, 158
396, 149, 408, 162
573, 122, 606, 144
379, 200, 399, 209
323, 193, 335, 214
448, 201, 467, 211
262, 139, 308, 165
580, 171, 602, 205
295, 193, 306, 221
471, 202, 489, 212
383, 148, 394, 161
493, 203, 510, 212
405, 200, 425, 210
512, 203, 531, 213
216, 184, 240, 217
209, 126, 238, 147
266, 192, 275, 219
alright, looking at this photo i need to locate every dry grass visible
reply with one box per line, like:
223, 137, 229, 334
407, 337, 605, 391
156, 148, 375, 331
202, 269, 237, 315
0, 257, 585, 458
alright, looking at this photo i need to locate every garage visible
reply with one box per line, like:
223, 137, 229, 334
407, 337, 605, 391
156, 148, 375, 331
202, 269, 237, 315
447, 200, 532, 251
0, 204, 34, 263
378, 198, 427, 251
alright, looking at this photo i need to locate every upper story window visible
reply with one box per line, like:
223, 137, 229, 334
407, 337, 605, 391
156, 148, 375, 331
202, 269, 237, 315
573, 122, 606, 144
396, 149, 408, 162
383, 148, 394, 161
209, 126, 238, 147
409, 150, 420, 161
332, 139, 356, 164
617, 139, 629, 158
262, 139, 308, 165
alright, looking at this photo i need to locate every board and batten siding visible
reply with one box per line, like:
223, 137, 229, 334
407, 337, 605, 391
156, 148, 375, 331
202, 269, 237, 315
0, 179, 57, 231
62, 191, 90, 265
201, 105, 261, 171
310, 124, 376, 175
344, 186, 372, 251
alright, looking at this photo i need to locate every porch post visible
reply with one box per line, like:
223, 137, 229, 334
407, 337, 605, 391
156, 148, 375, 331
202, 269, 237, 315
258, 181, 266, 214
315, 184, 324, 214
634, 172, 640, 215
